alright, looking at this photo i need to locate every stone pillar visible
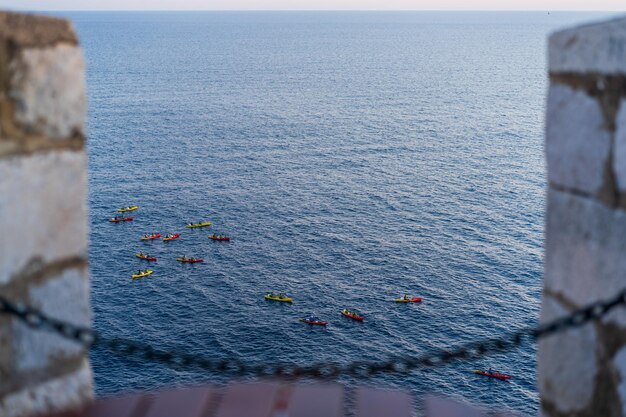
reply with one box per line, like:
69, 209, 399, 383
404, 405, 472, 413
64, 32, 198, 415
541, 17, 626, 417
0, 12, 91, 417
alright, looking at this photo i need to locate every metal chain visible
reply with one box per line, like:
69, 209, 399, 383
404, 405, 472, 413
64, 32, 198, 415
1, 288, 625, 380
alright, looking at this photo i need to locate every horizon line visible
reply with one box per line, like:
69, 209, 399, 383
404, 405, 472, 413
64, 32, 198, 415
13, 8, 626, 12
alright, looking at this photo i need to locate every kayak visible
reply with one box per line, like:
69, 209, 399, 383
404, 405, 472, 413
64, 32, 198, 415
473, 370, 511, 380
109, 217, 133, 223
135, 253, 157, 261
163, 233, 181, 241
176, 257, 203, 263
140, 233, 161, 241
208, 235, 230, 241
341, 310, 364, 321
131, 270, 153, 279
186, 221, 212, 229
264, 294, 293, 303
394, 297, 423, 303
117, 206, 138, 213
299, 318, 328, 326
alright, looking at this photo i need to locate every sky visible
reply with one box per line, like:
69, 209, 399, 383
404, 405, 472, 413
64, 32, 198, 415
3, 0, 626, 11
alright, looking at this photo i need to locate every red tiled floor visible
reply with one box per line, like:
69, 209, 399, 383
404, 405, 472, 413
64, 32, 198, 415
214, 382, 280, 417
36, 382, 417, 417
287, 384, 344, 417
143, 387, 215, 417
355, 386, 413, 417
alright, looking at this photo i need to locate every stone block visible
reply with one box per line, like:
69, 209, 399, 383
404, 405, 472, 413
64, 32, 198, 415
615, 346, 626, 416
9, 44, 86, 139
13, 267, 90, 371
549, 17, 626, 75
615, 99, 626, 193
545, 188, 626, 327
538, 295, 597, 413
0, 359, 92, 417
546, 84, 611, 197
0, 12, 77, 48
0, 150, 87, 285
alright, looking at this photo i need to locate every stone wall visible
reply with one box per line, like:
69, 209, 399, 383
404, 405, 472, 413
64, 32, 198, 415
0, 12, 92, 417
541, 16, 626, 417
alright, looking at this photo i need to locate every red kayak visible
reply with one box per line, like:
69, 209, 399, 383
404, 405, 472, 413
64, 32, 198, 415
141, 233, 161, 241
136, 253, 157, 261
208, 235, 230, 241
473, 370, 511, 380
109, 217, 133, 223
341, 310, 364, 321
163, 233, 181, 241
177, 257, 203, 263
394, 297, 423, 303
300, 318, 328, 326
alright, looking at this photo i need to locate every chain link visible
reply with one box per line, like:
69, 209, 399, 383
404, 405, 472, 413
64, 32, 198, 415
2, 288, 625, 380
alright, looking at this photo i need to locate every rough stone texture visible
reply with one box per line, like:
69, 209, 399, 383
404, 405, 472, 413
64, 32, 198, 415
543, 15, 626, 417
0, 12, 77, 48
0, 150, 87, 285
546, 84, 612, 197
538, 295, 598, 413
549, 17, 626, 75
9, 45, 86, 139
615, 98, 626, 193
0, 11, 91, 417
13, 268, 90, 371
616, 346, 626, 416
544, 188, 626, 328
0, 360, 92, 417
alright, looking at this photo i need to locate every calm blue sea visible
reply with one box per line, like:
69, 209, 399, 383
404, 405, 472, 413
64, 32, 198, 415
53, 10, 616, 415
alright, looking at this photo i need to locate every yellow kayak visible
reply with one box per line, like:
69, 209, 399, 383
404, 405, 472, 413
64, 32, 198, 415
131, 269, 153, 279
264, 294, 293, 303
117, 205, 138, 212
186, 221, 212, 229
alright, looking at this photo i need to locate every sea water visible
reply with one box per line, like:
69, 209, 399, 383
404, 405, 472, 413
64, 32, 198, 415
58, 11, 617, 414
